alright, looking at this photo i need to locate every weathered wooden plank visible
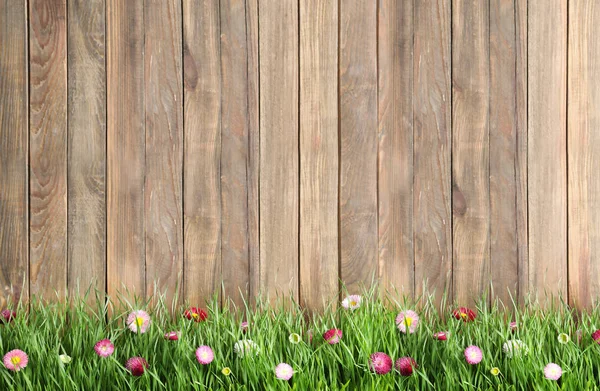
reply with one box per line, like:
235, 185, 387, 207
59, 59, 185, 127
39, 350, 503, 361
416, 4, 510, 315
299, 0, 338, 310
220, 0, 250, 307
144, 0, 183, 305
339, 0, 378, 295
29, 0, 67, 299
568, 0, 600, 310
413, 0, 452, 305
183, 0, 221, 305
106, 0, 145, 300
259, 0, 299, 302
0, 0, 28, 306
528, 0, 567, 304
377, 0, 413, 299
67, 0, 106, 299
452, 0, 490, 305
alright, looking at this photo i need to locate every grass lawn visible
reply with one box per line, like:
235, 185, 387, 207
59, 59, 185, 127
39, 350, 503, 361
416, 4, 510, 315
1, 288, 599, 390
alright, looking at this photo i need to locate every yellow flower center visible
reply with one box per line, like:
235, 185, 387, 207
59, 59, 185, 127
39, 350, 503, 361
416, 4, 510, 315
11, 356, 21, 366
350, 300, 357, 307
461, 312, 467, 319
405, 317, 413, 327
192, 313, 199, 320
136, 316, 144, 327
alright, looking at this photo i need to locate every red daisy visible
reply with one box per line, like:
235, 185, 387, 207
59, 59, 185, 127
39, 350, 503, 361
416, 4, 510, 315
126, 357, 149, 376
592, 330, 600, 344
184, 307, 208, 322
369, 352, 392, 375
323, 328, 342, 344
395, 357, 417, 376
453, 307, 476, 322
0, 309, 16, 324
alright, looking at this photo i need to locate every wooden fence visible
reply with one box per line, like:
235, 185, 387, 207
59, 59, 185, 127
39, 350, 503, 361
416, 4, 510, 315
0, 0, 598, 310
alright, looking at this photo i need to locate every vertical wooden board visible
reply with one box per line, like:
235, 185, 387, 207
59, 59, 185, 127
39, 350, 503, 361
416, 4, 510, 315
339, 0, 377, 295
377, 0, 413, 299
259, 0, 299, 302
106, 0, 145, 301
67, 0, 106, 299
0, 0, 28, 306
183, 0, 221, 305
144, 0, 183, 305
29, 0, 67, 299
452, 1, 490, 305
245, 0, 260, 303
489, 0, 518, 304
528, 0, 567, 304
568, 0, 600, 309
220, 0, 250, 307
413, 0, 452, 305
299, 0, 338, 310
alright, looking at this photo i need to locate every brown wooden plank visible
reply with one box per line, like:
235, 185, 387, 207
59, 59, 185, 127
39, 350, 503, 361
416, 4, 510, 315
377, 0, 413, 299
299, 0, 338, 310
67, 0, 106, 300
144, 0, 183, 305
220, 0, 250, 307
528, 0, 567, 304
452, 1, 490, 306
489, 0, 518, 305
0, 0, 28, 307
568, 0, 600, 310
339, 0, 378, 295
259, 0, 299, 302
413, 0, 452, 305
246, 0, 260, 304
29, 0, 67, 299
106, 0, 145, 301
183, 0, 221, 306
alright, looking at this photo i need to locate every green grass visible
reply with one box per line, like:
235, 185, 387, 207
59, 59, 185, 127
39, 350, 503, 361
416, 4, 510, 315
1, 287, 600, 390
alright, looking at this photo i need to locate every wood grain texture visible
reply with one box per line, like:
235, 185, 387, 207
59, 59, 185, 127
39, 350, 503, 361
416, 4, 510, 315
0, 0, 28, 306
568, 0, 600, 309
377, 0, 413, 299
452, 0, 490, 305
413, 0, 452, 305
259, 0, 299, 302
339, 0, 378, 294
299, 0, 338, 310
106, 0, 146, 300
220, 0, 250, 307
528, 0, 567, 304
67, 0, 106, 298
144, 0, 183, 304
29, 0, 67, 299
183, 0, 221, 305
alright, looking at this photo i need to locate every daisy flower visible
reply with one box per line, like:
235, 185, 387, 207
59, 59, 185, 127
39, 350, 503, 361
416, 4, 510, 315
341, 295, 362, 310
557, 333, 570, 344
509, 321, 517, 332
396, 310, 419, 334
395, 357, 417, 376
369, 352, 392, 375
126, 310, 151, 334
94, 339, 114, 358
0, 309, 16, 324
502, 339, 528, 358
592, 330, 600, 344
323, 329, 342, 344
464, 345, 483, 365
275, 363, 294, 380
126, 357, 148, 376
490, 367, 500, 376
544, 363, 562, 380
164, 331, 180, 341
453, 307, 476, 322
233, 340, 260, 357
221, 367, 232, 376
196, 345, 214, 365
289, 333, 301, 344
3, 349, 28, 372
433, 331, 449, 341
240, 321, 249, 332
59, 354, 71, 364
184, 307, 208, 322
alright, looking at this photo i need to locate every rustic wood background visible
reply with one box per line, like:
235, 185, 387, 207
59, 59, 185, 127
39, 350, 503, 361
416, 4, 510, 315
0, 0, 597, 310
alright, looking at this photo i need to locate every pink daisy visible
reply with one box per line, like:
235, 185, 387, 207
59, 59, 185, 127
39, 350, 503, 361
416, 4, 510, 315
126, 310, 151, 334
464, 345, 483, 365
275, 363, 294, 380
592, 330, 600, 344
341, 295, 362, 310
370, 352, 393, 375
433, 331, 449, 341
3, 349, 28, 372
509, 321, 517, 332
94, 339, 114, 358
544, 363, 562, 380
195, 345, 214, 365
395, 356, 417, 376
396, 310, 419, 334
241, 321, 249, 332
164, 331, 180, 341
323, 328, 342, 344
0, 309, 16, 324
126, 356, 149, 376
184, 307, 208, 322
